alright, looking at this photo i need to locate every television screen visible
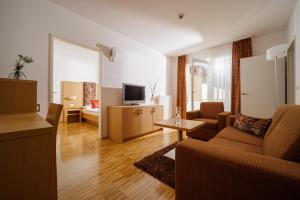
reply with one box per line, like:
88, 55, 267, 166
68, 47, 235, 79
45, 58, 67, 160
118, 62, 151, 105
123, 83, 145, 104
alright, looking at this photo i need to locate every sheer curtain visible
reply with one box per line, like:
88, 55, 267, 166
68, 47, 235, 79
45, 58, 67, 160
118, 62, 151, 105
207, 44, 232, 111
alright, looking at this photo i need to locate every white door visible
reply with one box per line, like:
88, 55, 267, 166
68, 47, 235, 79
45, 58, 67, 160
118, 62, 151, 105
240, 55, 285, 118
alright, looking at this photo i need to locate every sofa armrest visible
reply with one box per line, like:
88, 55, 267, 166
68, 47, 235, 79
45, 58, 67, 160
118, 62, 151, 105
176, 139, 300, 200
186, 110, 200, 120
217, 112, 231, 131
227, 115, 236, 127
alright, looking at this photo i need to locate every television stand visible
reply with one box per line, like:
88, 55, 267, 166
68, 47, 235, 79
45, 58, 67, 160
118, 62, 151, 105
108, 105, 163, 143
128, 103, 140, 106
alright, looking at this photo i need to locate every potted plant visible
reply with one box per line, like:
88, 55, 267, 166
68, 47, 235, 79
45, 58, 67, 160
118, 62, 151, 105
9, 55, 34, 80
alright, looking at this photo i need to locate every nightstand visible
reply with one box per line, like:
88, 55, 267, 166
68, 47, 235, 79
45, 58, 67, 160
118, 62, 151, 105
63, 108, 82, 123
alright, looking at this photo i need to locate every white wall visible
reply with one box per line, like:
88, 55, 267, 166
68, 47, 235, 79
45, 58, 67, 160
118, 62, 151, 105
166, 30, 289, 114
188, 30, 287, 60
53, 38, 99, 104
252, 30, 287, 56
0, 0, 168, 118
287, 0, 300, 104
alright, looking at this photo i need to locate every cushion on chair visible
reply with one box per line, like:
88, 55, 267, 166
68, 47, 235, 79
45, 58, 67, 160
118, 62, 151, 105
194, 118, 218, 129
263, 105, 300, 163
186, 128, 217, 141
216, 127, 263, 147
200, 102, 224, 119
209, 137, 263, 154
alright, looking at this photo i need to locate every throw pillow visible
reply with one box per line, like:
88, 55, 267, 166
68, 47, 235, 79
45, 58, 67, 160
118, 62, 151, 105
91, 100, 99, 108
234, 114, 271, 137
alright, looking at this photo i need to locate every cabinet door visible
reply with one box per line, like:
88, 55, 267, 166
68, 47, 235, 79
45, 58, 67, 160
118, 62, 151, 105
123, 108, 140, 140
140, 107, 153, 135
152, 106, 163, 131
0, 79, 37, 114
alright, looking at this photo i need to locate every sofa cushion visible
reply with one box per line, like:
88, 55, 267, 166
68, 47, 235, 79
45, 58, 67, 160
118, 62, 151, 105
263, 105, 300, 163
209, 137, 262, 154
194, 118, 218, 129
234, 114, 271, 137
216, 127, 263, 147
200, 102, 224, 119
264, 105, 290, 137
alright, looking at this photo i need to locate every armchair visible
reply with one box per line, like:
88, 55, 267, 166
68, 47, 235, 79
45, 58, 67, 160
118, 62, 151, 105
186, 102, 231, 141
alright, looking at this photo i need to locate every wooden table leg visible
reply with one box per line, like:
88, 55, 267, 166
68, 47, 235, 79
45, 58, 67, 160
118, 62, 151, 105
178, 130, 183, 141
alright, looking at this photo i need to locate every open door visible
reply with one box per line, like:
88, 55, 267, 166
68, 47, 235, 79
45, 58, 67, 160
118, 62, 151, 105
240, 55, 285, 118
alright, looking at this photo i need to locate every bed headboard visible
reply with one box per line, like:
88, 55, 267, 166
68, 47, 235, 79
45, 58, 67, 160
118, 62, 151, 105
61, 81, 83, 109
61, 81, 99, 109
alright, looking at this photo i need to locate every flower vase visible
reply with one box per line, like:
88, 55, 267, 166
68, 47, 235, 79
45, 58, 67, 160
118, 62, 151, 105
150, 94, 155, 104
8, 70, 27, 80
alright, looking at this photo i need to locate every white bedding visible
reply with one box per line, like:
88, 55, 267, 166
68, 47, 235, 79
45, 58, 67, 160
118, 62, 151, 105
85, 107, 99, 112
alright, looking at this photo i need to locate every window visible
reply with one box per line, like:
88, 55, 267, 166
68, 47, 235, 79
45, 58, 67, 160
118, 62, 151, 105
186, 44, 232, 111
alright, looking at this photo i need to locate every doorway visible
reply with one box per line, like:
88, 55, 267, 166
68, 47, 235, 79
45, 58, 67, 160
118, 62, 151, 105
186, 58, 209, 111
287, 40, 295, 104
49, 35, 102, 137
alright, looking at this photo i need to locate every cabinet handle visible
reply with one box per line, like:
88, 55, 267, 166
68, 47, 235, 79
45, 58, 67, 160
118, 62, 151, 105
37, 104, 40, 112
136, 109, 143, 115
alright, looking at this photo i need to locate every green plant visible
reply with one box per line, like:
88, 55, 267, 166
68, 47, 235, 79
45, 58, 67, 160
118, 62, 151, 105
14, 55, 34, 70
9, 55, 34, 79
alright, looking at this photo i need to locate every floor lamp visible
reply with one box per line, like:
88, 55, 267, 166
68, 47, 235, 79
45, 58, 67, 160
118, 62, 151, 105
266, 43, 288, 109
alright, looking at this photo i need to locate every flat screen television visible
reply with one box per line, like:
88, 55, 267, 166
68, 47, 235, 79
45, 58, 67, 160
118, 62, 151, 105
123, 83, 145, 105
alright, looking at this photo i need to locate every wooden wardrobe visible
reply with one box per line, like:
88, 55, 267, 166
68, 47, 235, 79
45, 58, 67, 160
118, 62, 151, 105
0, 78, 38, 114
0, 78, 57, 200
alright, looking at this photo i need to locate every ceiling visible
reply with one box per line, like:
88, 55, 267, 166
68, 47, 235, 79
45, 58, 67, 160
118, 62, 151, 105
49, 0, 297, 56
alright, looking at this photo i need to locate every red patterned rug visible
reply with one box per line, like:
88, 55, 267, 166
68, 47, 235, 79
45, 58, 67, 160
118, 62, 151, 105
134, 143, 177, 188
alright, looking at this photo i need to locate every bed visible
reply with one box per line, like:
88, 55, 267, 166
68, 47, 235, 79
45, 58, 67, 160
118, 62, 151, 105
81, 107, 99, 126
61, 81, 100, 126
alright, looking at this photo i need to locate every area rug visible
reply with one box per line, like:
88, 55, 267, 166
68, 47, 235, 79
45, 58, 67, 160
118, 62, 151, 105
134, 142, 177, 188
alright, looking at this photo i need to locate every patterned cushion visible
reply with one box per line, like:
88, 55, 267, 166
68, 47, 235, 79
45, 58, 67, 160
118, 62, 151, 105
234, 114, 271, 137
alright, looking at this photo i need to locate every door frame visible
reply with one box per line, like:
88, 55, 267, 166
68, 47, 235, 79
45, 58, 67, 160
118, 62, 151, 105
48, 34, 103, 138
287, 39, 296, 104
187, 58, 208, 111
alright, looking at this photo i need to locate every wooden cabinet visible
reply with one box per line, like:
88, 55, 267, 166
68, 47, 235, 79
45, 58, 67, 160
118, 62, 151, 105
108, 105, 163, 143
140, 107, 153, 135
123, 108, 140, 140
63, 108, 82, 123
0, 113, 56, 200
0, 78, 38, 114
152, 106, 164, 131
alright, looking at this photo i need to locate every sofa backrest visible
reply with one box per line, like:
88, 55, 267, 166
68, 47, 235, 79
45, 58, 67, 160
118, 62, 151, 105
200, 102, 224, 119
263, 105, 300, 163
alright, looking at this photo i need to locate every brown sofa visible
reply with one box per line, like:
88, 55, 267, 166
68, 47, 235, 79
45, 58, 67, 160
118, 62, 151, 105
176, 105, 300, 200
186, 102, 231, 141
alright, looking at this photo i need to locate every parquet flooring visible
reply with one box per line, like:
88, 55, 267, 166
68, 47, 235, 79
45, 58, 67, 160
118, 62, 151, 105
56, 122, 177, 200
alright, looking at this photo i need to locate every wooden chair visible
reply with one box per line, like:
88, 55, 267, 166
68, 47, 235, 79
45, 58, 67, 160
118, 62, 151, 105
46, 103, 63, 200
46, 103, 63, 135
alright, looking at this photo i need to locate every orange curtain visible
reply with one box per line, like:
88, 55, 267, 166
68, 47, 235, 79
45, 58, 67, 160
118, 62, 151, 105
176, 55, 187, 119
231, 38, 253, 114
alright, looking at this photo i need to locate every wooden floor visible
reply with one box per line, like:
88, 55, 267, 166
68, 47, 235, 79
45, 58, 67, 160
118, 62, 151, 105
56, 122, 177, 200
